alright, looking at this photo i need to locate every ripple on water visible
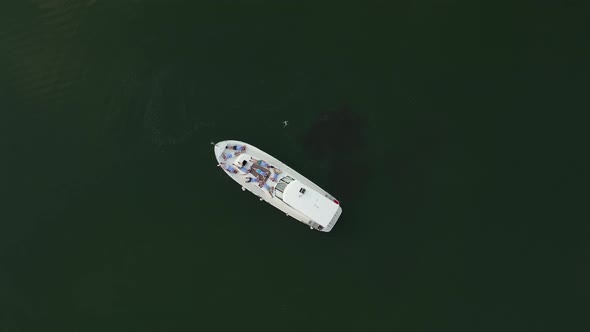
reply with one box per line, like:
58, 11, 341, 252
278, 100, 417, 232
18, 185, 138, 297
2, 1, 89, 104
104, 64, 215, 151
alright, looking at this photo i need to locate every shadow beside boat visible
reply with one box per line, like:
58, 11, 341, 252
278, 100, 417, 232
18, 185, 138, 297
301, 106, 367, 207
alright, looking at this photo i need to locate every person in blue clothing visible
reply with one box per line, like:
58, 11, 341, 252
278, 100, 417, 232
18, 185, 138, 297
249, 157, 273, 168
254, 168, 269, 178
259, 180, 274, 196
222, 151, 242, 160
245, 176, 258, 183
217, 162, 238, 174
258, 160, 270, 167
244, 176, 273, 196
236, 160, 249, 173
227, 144, 246, 151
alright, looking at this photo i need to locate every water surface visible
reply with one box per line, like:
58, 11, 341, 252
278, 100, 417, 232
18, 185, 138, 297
1, 1, 587, 331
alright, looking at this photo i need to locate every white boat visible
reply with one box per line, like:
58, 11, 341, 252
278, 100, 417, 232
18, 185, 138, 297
213, 140, 342, 232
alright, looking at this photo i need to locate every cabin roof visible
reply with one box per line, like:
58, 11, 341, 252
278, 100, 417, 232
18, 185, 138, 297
282, 180, 339, 227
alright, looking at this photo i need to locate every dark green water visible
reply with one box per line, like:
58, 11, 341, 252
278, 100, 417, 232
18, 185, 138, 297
1, 1, 588, 331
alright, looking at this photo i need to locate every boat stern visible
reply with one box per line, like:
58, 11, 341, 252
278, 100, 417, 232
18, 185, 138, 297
319, 205, 342, 232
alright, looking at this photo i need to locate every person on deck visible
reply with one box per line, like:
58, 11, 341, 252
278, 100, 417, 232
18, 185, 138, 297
217, 163, 238, 174
270, 167, 283, 182
245, 176, 274, 196
254, 168, 269, 178
222, 151, 242, 160
249, 157, 273, 168
236, 160, 250, 174
245, 176, 258, 183
226, 145, 246, 151
259, 181, 274, 196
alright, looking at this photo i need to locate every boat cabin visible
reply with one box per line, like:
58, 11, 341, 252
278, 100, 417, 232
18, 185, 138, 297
274, 176, 340, 230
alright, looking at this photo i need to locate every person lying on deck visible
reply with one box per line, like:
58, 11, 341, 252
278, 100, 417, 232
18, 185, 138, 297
269, 167, 283, 182
259, 181, 274, 196
222, 151, 242, 160
226, 144, 246, 151
254, 168, 269, 178
245, 176, 258, 183
217, 163, 238, 174
235, 160, 249, 173
245, 176, 273, 196
249, 157, 273, 168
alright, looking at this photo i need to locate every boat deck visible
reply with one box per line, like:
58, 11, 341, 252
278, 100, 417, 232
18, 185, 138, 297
249, 162, 271, 182
214, 140, 342, 232
218, 150, 282, 196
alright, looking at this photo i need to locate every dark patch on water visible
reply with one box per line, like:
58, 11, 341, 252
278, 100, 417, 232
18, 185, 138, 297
301, 106, 367, 204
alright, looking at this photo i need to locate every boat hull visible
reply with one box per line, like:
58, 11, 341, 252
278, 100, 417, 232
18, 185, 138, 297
214, 140, 342, 232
